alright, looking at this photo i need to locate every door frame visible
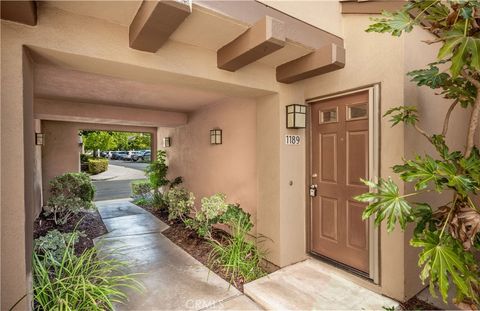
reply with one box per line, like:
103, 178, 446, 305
305, 84, 380, 284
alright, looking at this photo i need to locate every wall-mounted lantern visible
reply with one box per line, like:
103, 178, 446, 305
163, 137, 171, 148
35, 133, 45, 146
78, 135, 83, 147
210, 129, 222, 145
286, 104, 307, 129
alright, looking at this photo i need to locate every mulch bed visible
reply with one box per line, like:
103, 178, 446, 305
400, 297, 440, 310
140, 203, 261, 292
33, 209, 107, 256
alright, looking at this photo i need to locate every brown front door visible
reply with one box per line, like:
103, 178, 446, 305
310, 90, 370, 273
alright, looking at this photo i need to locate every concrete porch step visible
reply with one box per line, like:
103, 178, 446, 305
244, 259, 399, 310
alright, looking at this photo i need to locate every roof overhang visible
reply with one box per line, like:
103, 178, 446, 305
198, 0, 346, 83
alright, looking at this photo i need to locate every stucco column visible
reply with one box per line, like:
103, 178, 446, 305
256, 94, 282, 265
277, 83, 308, 266
1, 44, 31, 310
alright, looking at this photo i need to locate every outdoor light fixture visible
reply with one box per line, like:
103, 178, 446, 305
210, 129, 222, 145
163, 137, 171, 148
78, 135, 83, 147
35, 133, 45, 146
286, 104, 307, 129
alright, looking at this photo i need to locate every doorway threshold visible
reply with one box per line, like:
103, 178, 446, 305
244, 259, 398, 310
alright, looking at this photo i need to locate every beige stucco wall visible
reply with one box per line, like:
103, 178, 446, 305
258, 0, 343, 37
35, 98, 187, 128
157, 98, 258, 232
41, 121, 157, 204
33, 119, 43, 219
41, 121, 81, 203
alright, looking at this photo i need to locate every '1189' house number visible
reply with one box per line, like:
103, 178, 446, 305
285, 135, 301, 145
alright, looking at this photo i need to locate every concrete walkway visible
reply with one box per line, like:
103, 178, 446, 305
244, 259, 399, 310
94, 199, 261, 311
93, 179, 138, 201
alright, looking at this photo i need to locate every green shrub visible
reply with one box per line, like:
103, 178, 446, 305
185, 194, 247, 238
88, 158, 109, 175
131, 180, 151, 199
185, 193, 229, 237
33, 233, 142, 310
208, 207, 265, 285
164, 187, 195, 221
34, 230, 83, 263
152, 192, 167, 210
44, 172, 95, 225
145, 150, 169, 192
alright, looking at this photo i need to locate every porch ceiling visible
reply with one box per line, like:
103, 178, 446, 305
34, 64, 230, 113
38, 0, 340, 81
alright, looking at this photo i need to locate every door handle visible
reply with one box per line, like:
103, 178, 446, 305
309, 184, 318, 197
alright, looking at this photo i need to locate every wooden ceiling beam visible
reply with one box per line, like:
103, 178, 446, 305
341, 0, 406, 14
217, 16, 285, 72
276, 44, 346, 84
0, 0, 37, 26
129, 0, 191, 52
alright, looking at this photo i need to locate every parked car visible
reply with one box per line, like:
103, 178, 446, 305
112, 151, 128, 160
136, 150, 151, 162
130, 151, 143, 162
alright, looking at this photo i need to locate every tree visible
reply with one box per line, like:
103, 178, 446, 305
355, 1, 480, 308
81, 131, 152, 153
82, 131, 116, 156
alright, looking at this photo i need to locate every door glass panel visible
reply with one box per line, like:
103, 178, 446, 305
320, 108, 337, 124
348, 103, 367, 120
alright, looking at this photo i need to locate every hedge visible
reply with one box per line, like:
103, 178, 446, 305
88, 158, 109, 175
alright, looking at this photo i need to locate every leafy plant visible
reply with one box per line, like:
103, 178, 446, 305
208, 207, 265, 286
33, 233, 142, 311
132, 197, 149, 207
44, 173, 95, 225
131, 180, 152, 199
357, 1, 480, 307
186, 193, 229, 237
164, 187, 195, 221
34, 229, 83, 263
169, 176, 184, 189
145, 150, 169, 191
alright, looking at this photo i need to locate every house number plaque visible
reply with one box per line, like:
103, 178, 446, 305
285, 135, 301, 145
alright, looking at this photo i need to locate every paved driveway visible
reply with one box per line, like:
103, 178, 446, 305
109, 160, 149, 171
91, 160, 148, 201
94, 199, 260, 310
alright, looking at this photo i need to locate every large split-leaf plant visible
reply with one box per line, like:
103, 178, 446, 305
355, 1, 480, 308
